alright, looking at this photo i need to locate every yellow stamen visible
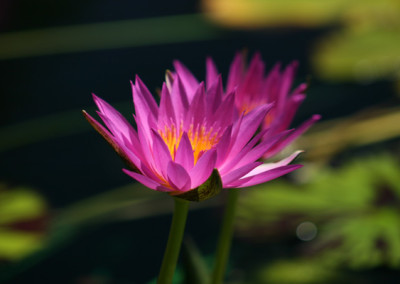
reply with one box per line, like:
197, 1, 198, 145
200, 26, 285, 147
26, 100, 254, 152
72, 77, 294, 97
159, 122, 220, 164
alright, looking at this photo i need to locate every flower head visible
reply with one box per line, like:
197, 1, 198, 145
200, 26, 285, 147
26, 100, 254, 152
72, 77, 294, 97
84, 64, 303, 201
172, 52, 320, 159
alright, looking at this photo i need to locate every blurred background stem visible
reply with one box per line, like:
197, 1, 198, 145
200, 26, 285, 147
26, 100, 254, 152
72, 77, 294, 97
211, 189, 239, 284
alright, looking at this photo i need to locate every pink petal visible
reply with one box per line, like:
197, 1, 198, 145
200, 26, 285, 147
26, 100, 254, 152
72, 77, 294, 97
123, 169, 165, 191
92, 94, 136, 141
175, 132, 194, 170
227, 52, 244, 93
265, 114, 320, 158
185, 82, 206, 130
83, 110, 140, 172
225, 130, 293, 173
189, 150, 217, 188
167, 161, 191, 191
245, 150, 303, 177
228, 104, 273, 157
170, 75, 189, 121
173, 60, 199, 101
206, 75, 223, 115
227, 164, 302, 188
158, 83, 176, 127
277, 61, 298, 113
151, 130, 172, 178
132, 81, 157, 128
134, 76, 159, 119
206, 57, 219, 90
240, 52, 264, 97
221, 162, 262, 185
218, 128, 267, 174
215, 126, 232, 167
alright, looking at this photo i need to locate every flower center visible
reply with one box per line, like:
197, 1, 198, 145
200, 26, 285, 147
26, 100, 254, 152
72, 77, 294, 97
159, 122, 220, 164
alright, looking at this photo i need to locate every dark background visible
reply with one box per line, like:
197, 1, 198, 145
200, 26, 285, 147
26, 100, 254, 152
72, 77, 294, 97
0, 1, 397, 283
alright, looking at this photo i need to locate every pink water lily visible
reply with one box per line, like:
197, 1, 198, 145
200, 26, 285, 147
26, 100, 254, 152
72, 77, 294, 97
172, 52, 320, 159
83, 70, 303, 201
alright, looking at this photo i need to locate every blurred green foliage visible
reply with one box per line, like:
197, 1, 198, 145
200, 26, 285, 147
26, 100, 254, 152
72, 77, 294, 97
256, 259, 339, 284
237, 154, 400, 272
0, 184, 47, 261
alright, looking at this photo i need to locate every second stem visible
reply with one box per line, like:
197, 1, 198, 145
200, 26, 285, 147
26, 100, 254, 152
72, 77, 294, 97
211, 188, 239, 284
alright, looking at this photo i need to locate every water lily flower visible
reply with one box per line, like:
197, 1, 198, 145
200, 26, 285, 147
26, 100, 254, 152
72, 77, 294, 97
83, 72, 302, 201
172, 52, 320, 159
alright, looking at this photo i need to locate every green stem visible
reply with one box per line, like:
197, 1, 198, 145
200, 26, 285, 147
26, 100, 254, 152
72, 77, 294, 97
157, 198, 190, 284
211, 189, 240, 284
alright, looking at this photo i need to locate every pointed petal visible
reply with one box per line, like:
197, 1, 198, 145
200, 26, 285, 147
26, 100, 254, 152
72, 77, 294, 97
240, 52, 264, 98
132, 81, 157, 127
245, 150, 303, 177
221, 162, 262, 185
227, 164, 302, 188
277, 61, 298, 112
265, 114, 320, 158
158, 83, 176, 127
134, 76, 159, 118
151, 130, 172, 178
185, 82, 206, 129
173, 60, 199, 101
206, 57, 219, 90
167, 161, 191, 191
221, 130, 292, 174
227, 52, 244, 93
83, 110, 139, 172
123, 169, 170, 191
92, 94, 136, 141
206, 75, 223, 115
228, 104, 273, 157
170, 75, 189, 121
189, 150, 217, 188
215, 126, 232, 167
175, 132, 194, 170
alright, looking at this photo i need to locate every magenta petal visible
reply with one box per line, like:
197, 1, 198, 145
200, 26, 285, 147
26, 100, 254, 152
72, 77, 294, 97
189, 150, 217, 188
265, 114, 320, 158
134, 76, 159, 118
224, 130, 293, 173
173, 60, 199, 100
132, 82, 157, 127
277, 62, 298, 112
227, 52, 243, 93
245, 150, 303, 177
175, 132, 194, 170
92, 94, 136, 141
123, 169, 163, 190
167, 161, 191, 191
227, 164, 303, 188
221, 162, 262, 185
206, 57, 219, 90
213, 90, 237, 126
241, 52, 264, 96
170, 75, 189, 120
185, 83, 206, 129
158, 83, 176, 126
206, 76, 223, 115
215, 126, 232, 167
229, 104, 273, 157
151, 130, 172, 177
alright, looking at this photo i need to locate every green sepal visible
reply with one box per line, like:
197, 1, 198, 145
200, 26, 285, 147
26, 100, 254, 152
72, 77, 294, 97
174, 169, 222, 202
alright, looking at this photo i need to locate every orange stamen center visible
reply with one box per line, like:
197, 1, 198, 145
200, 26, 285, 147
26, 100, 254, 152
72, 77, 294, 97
159, 122, 220, 164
